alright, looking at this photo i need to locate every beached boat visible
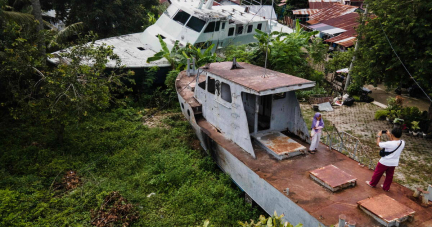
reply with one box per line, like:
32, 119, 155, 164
48, 0, 292, 69
176, 60, 432, 226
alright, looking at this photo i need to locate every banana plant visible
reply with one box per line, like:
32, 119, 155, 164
147, 35, 183, 70
238, 211, 303, 227
181, 42, 221, 69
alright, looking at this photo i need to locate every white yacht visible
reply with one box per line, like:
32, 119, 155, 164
49, 0, 292, 68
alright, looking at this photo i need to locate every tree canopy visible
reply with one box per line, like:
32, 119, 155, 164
41, 0, 159, 38
353, 0, 432, 96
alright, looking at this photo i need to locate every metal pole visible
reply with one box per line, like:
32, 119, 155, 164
344, 5, 368, 92
348, 220, 356, 227
338, 214, 346, 227
254, 96, 259, 134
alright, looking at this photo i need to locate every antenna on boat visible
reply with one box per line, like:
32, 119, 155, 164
197, 0, 205, 9
263, 0, 274, 78
231, 57, 244, 70
186, 58, 197, 77
204, 0, 214, 9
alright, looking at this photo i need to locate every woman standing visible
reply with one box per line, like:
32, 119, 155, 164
309, 112, 324, 154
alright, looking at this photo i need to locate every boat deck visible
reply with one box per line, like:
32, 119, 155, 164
177, 71, 432, 226
197, 118, 432, 226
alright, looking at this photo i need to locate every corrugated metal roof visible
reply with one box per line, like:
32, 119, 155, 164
318, 12, 359, 30
307, 3, 359, 24
292, 9, 321, 15
325, 29, 357, 47
309, 0, 343, 9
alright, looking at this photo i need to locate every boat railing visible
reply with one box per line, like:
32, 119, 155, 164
322, 124, 377, 170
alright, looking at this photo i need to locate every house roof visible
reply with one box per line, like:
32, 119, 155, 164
292, 8, 321, 15
203, 62, 315, 93
308, 23, 346, 35
307, 3, 359, 24
325, 29, 357, 47
318, 12, 359, 30
308, 0, 342, 9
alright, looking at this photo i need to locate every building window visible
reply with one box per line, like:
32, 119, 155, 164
208, 77, 216, 94
257, 23, 262, 30
228, 27, 234, 36
173, 10, 190, 25
247, 25, 253, 33
186, 16, 206, 32
237, 26, 243, 35
221, 82, 232, 103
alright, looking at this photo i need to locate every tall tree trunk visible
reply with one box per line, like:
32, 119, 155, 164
31, 0, 46, 62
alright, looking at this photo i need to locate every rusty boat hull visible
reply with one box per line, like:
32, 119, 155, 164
175, 63, 432, 226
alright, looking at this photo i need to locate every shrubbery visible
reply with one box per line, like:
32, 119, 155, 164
0, 109, 263, 226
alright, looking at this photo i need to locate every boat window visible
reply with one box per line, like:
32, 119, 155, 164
221, 82, 232, 103
194, 42, 212, 49
156, 34, 166, 39
247, 25, 253, 33
204, 22, 216, 33
215, 21, 221, 31
228, 27, 234, 36
257, 23, 262, 30
173, 10, 190, 25
221, 22, 226, 29
186, 16, 206, 32
208, 77, 216, 94
198, 76, 206, 90
237, 26, 243, 35
274, 92, 286, 100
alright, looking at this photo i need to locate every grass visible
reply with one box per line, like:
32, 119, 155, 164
0, 108, 263, 226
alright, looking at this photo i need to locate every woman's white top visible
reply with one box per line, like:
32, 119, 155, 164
379, 140, 405, 167
314, 121, 323, 134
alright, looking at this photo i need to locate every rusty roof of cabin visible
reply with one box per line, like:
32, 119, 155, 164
203, 62, 315, 92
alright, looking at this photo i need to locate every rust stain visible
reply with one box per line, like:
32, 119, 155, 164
310, 165, 357, 188
265, 136, 304, 155
203, 62, 314, 93
358, 194, 416, 223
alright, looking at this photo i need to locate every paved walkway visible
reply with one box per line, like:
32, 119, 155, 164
365, 84, 431, 112
301, 103, 432, 191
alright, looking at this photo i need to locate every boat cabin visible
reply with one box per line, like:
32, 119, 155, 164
141, 0, 291, 53
181, 61, 315, 159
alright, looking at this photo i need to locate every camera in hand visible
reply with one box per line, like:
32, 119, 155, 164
382, 130, 387, 134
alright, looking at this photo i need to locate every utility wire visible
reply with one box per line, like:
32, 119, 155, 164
379, 21, 432, 103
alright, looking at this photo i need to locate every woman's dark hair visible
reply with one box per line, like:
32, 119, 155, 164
391, 128, 402, 138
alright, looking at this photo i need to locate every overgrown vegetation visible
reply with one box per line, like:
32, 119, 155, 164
0, 109, 263, 226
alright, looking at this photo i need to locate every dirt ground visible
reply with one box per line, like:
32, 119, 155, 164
300, 102, 432, 191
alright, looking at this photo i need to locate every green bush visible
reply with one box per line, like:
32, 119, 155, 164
374, 110, 389, 120
0, 109, 263, 226
296, 86, 328, 100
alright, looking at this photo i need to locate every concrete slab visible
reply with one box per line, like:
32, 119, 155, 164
310, 164, 357, 192
252, 131, 306, 160
358, 194, 416, 227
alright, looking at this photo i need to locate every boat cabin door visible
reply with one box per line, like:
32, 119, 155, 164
242, 93, 272, 134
